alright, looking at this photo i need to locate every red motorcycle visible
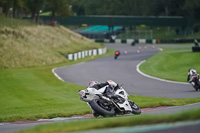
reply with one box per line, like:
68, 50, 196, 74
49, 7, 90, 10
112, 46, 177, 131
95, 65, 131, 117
114, 51, 120, 59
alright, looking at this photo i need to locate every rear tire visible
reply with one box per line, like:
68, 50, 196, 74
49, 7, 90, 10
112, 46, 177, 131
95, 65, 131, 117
89, 99, 115, 117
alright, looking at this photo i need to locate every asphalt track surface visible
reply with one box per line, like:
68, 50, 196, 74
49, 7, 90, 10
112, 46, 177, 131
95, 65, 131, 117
1, 43, 200, 133
54, 43, 199, 98
1, 103, 200, 133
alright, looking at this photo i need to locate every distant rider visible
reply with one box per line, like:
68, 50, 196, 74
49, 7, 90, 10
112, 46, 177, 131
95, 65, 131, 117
187, 69, 199, 87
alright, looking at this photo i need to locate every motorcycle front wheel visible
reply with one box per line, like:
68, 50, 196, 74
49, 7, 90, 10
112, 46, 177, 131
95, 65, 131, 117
128, 100, 141, 115
89, 99, 115, 117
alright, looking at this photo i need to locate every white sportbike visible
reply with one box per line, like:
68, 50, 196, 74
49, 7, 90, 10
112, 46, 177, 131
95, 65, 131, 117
78, 85, 141, 117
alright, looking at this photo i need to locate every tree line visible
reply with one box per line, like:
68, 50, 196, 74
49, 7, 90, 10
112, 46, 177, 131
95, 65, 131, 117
0, 0, 71, 23
0, 0, 200, 23
72, 0, 200, 20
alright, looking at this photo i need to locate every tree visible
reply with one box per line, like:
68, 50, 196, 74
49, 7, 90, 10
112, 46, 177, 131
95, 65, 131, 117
12, 0, 23, 17
47, 0, 71, 21
183, 0, 200, 20
0, 0, 24, 17
24, 0, 45, 23
71, 0, 86, 15
0, 0, 13, 17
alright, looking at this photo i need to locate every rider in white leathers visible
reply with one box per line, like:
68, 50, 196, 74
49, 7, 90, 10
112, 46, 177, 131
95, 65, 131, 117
187, 69, 199, 87
87, 80, 119, 117
89, 80, 119, 92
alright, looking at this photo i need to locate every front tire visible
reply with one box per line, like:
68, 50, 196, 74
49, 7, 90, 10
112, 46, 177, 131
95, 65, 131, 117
194, 85, 199, 91
129, 100, 141, 115
89, 99, 115, 117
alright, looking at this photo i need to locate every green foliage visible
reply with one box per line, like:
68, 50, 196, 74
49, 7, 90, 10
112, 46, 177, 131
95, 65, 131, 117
183, 0, 200, 19
70, 0, 200, 20
1, 0, 200, 21
46, 0, 71, 21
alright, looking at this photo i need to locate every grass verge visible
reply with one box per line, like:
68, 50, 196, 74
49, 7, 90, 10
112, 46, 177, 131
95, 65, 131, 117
18, 109, 200, 133
139, 45, 200, 82
128, 95, 200, 108
0, 50, 114, 122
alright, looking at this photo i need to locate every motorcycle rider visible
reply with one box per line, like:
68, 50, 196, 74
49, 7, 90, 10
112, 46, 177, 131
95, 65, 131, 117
187, 69, 199, 87
87, 80, 120, 117
89, 80, 120, 94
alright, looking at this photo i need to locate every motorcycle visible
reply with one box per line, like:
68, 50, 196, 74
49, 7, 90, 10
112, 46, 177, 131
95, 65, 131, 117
191, 74, 200, 91
78, 85, 141, 117
114, 51, 120, 59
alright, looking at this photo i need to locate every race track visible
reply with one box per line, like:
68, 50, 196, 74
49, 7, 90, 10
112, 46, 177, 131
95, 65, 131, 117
1, 43, 200, 133
54, 43, 198, 98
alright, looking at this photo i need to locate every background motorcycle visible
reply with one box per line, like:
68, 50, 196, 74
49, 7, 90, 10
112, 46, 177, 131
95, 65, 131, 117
78, 85, 141, 117
192, 74, 200, 91
114, 51, 120, 59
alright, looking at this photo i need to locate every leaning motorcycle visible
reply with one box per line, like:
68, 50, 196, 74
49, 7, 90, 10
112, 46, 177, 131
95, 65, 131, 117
191, 74, 200, 91
78, 85, 141, 117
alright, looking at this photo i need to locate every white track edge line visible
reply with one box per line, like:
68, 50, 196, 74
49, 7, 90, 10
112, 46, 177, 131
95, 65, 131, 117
136, 60, 189, 85
52, 68, 65, 82
51, 62, 86, 82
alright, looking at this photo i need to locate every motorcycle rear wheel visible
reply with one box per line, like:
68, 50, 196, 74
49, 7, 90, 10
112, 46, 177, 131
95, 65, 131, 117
89, 99, 115, 117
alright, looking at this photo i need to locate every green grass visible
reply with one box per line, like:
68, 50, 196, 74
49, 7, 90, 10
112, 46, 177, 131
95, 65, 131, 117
0, 13, 34, 28
0, 50, 114, 122
0, 66, 87, 122
40, 12, 51, 16
129, 95, 200, 108
140, 45, 200, 82
18, 109, 200, 133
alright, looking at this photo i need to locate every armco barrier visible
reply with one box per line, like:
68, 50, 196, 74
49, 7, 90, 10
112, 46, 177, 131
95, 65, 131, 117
94, 39, 156, 44
68, 47, 107, 60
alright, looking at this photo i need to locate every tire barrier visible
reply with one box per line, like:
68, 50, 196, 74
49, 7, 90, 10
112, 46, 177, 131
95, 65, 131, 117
192, 47, 200, 52
68, 47, 107, 60
93, 39, 157, 44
